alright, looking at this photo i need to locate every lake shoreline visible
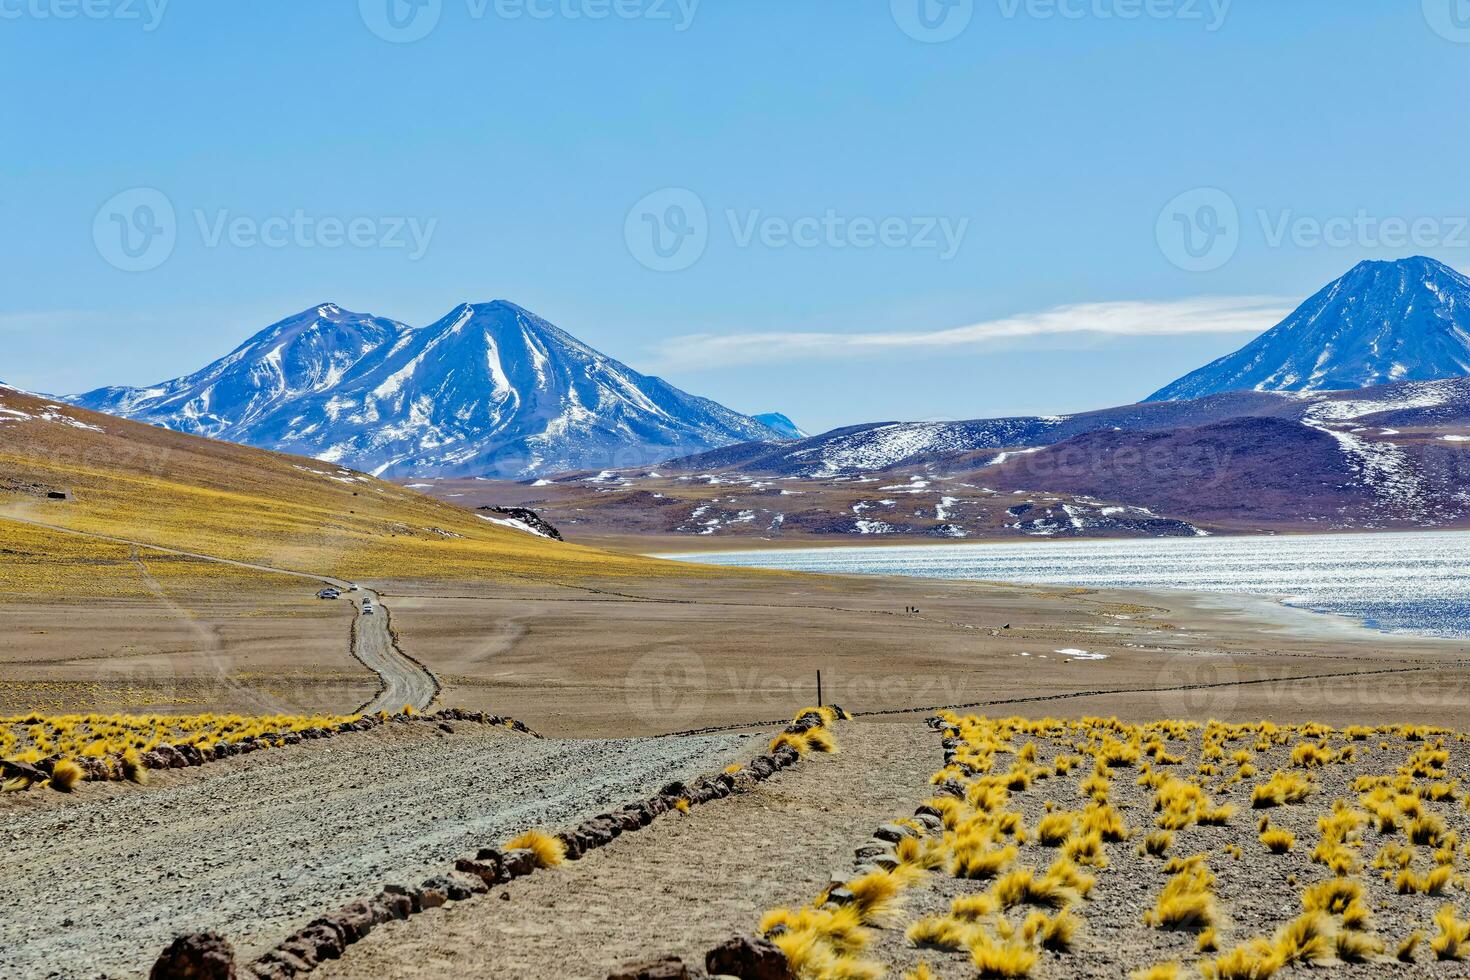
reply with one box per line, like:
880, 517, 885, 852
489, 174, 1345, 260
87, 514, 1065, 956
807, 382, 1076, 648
662, 529, 1470, 644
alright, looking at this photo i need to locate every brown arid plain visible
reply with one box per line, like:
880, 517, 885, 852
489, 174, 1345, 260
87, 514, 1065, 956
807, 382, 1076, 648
6, 385, 1470, 979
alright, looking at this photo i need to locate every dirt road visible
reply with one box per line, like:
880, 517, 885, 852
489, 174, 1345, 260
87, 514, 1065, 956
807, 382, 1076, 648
0, 721, 753, 979
0, 514, 439, 712
353, 588, 439, 713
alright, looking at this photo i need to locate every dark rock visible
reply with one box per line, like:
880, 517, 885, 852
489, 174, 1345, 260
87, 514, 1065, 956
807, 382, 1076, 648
749, 756, 777, 778
607, 955, 688, 980
873, 823, 918, 843
705, 936, 795, 980
591, 815, 623, 838
659, 780, 688, 797
935, 778, 966, 799
557, 831, 583, 861
382, 883, 423, 913
155, 744, 188, 769
275, 937, 320, 970
457, 853, 506, 884
726, 771, 759, 794
416, 880, 450, 909
825, 886, 855, 906
150, 931, 236, 980
250, 949, 309, 979
374, 890, 412, 920
330, 901, 377, 942
501, 848, 538, 879
295, 923, 345, 961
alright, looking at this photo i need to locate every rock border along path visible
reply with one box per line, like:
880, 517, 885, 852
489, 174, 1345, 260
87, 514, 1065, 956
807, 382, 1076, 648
0, 514, 439, 713
148, 710, 855, 980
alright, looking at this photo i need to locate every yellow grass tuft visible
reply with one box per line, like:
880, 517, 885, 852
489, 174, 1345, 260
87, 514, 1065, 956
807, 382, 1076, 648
1203, 938, 1283, 979
1431, 904, 1470, 960
1259, 827, 1294, 853
845, 869, 905, 925
503, 829, 566, 868
969, 929, 1039, 978
1021, 909, 1081, 951
1271, 911, 1336, 966
1334, 928, 1384, 963
906, 915, 973, 951
805, 727, 838, 754
48, 758, 82, 792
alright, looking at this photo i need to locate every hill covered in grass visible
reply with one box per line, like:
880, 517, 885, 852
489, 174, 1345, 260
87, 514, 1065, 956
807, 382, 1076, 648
0, 386, 686, 587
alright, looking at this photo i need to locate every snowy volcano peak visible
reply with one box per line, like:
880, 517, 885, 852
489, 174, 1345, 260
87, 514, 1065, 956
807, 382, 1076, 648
73, 304, 409, 431
68, 301, 783, 478
1148, 256, 1470, 402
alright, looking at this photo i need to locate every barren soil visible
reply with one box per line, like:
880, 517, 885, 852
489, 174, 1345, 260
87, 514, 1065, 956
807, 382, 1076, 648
374, 572, 1470, 737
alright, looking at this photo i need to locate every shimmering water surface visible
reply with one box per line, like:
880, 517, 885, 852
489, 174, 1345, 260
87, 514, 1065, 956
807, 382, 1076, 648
667, 532, 1470, 638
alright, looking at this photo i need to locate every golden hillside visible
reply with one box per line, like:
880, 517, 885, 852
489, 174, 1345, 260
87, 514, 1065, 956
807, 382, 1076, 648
0, 386, 685, 587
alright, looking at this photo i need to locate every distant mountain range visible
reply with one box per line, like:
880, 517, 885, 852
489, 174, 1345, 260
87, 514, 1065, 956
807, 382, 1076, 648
1148, 256, 1470, 401
67, 302, 787, 478
549, 376, 1470, 538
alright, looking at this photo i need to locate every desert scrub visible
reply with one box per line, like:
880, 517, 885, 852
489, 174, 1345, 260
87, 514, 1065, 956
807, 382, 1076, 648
1, 709, 364, 789
800, 712, 1470, 977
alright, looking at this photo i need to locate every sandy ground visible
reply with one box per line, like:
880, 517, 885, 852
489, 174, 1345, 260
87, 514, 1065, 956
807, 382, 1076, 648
372, 570, 1470, 737
314, 720, 938, 980
0, 721, 753, 979
0, 589, 373, 716
5, 522, 1467, 736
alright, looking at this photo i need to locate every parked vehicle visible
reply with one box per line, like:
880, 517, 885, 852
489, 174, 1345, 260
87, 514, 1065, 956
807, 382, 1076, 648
316, 588, 340, 600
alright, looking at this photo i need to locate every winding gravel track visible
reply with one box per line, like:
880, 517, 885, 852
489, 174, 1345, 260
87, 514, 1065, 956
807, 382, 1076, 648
0, 514, 438, 712
0, 723, 753, 979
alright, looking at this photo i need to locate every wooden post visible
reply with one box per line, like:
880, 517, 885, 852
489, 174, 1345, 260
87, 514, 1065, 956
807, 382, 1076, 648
817, 669, 823, 708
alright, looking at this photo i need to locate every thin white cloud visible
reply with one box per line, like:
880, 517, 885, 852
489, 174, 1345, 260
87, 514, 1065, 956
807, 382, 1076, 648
651, 296, 1290, 371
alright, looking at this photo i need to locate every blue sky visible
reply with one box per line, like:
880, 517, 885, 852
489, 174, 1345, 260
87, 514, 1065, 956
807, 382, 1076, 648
4, 1, 1469, 433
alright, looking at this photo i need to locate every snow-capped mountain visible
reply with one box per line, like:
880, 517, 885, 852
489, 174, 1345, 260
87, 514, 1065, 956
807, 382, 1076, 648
752, 412, 807, 440
1147, 256, 1470, 402
68, 302, 783, 478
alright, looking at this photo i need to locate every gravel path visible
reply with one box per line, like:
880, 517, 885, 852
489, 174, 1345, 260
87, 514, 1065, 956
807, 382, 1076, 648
313, 720, 938, 980
354, 589, 439, 713
0, 722, 752, 979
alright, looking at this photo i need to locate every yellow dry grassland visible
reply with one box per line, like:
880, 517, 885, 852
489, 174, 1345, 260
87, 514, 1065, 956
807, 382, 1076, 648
0, 518, 285, 599
0, 388, 708, 588
758, 714, 1470, 979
